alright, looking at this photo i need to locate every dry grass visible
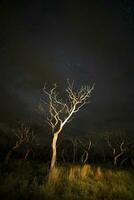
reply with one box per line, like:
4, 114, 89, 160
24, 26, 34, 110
80, 164, 92, 178
43, 164, 134, 200
0, 162, 134, 200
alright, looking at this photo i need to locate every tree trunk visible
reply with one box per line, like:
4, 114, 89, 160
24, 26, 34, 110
114, 151, 124, 166
81, 150, 88, 164
24, 149, 31, 160
50, 132, 59, 170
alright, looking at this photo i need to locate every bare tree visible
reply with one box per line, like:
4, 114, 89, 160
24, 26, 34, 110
106, 133, 127, 166
79, 138, 92, 164
69, 137, 92, 164
61, 137, 92, 164
120, 143, 134, 167
41, 80, 94, 169
106, 131, 134, 167
58, 137, 78, 163
5, 123, 35, 163
70, 138, 78, 163
24, 130, 38, 160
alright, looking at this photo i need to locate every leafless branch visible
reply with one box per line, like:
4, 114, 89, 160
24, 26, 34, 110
42, 80, 94, 134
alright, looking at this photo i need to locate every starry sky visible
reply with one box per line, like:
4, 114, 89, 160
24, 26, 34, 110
0, 0, 134, 132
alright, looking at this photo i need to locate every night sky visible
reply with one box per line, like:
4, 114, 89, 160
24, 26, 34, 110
0, 0, 134, 132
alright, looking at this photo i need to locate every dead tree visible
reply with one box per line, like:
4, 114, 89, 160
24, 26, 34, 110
58, 138, 78, 163
106, 134, 127, 166
24, 129, 37, 160
120, 143, 134, 167
79, 138, 92, 164
70, 138, 78, 163
5, 123, 35, 163
41, 80, 94, 169
68, 137, 92, 164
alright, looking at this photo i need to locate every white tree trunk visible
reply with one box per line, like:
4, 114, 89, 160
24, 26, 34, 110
50, 132, 60, 170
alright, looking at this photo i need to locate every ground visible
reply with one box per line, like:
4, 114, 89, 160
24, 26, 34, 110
0, 161, 134, 200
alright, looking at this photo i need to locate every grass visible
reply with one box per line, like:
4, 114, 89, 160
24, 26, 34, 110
0, 161, 134, 200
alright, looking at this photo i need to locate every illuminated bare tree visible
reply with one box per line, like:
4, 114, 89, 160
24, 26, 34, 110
42, 80, 94, 169
5, 123, 35, 163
